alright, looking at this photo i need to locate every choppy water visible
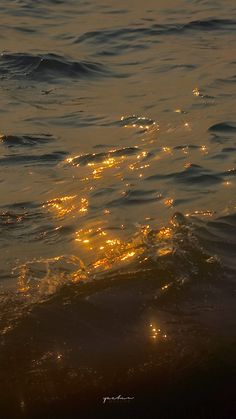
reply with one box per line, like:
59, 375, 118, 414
0, 0, 236, 417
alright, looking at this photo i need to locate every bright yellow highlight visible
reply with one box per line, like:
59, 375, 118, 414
149, 323, 168, 341
44, 195, 88, 217
193, 87, 200, 96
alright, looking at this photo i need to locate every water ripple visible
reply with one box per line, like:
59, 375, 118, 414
0, 133, 55, 147
66, 147, 139, 167
0, 150, 67, 165
75, 19, 236, 46
0, 52, 109, 82
146, 164, 222, 186
209, 122, 236, 133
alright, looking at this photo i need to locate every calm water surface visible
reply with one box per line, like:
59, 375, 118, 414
0, 0, 236, 417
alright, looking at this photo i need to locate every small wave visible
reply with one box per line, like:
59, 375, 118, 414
107, 189, 162, 207
214, 75, 236, 86
0, 150, 67, 166
220, 168, 236, 177
0, 212, 235, 418
194, 213, 236, 271
0, 200, 74, 245
182, 18, 236, 31
120, 115, 158, 131
0, 201, 41, 230
1, 211, 234, 350
66, 147, 139, 166
75, 19, 236, 47
0, 52, 109, 81
209, 122, 236, 133
0, 203, 45, 244
30, 111, 113, 129
0, 133, 55, 147
146, 164, 222, 186
4, 212, 223, 302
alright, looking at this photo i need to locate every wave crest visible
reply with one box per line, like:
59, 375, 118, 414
0, 52, 109, 81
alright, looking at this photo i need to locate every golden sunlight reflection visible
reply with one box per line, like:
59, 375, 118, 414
184, 162, 191, 168
75, 224, 140, 271
120, 115, 158, 131
127, 151, 150, 175
174, 108, 186, 114
193, 87, 200, 97
43, 195, 88, 217
91, 156, 122, 179
149, 323, 168, 341
65, 143, 152, 184
184, 122, 191, 131
200, 145, 208, 154
120, 251, 136, 261
185, 210, 215, 217
67, 148, 141, 181
157, 247, 172, 256
79, 197, 89, 213
162, 146, 172, 154
164, 198, 174, 207
161, 283, 172, 291
157, 227, 172, 240
223, 181, 232, 187
15, 255, 88, 297
13, 215, 181, 300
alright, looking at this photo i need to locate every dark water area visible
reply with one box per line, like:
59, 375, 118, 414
0, 0, 236, 417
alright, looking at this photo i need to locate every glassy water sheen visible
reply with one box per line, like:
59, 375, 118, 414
0, 0, 236, 417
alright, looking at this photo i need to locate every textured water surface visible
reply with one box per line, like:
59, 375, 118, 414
0, 0, 236, 417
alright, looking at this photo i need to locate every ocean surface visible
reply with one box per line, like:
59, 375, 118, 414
0, 0, 236, 417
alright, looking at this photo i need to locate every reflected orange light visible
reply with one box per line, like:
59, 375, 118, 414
157, 227, 172, 240
164, 198, 173, 207
193, 87, 200, 97
43, 195, 88, 217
